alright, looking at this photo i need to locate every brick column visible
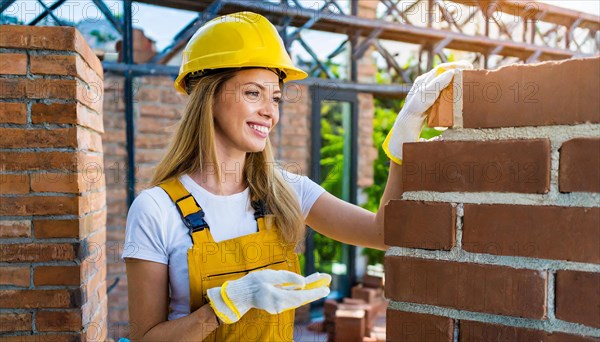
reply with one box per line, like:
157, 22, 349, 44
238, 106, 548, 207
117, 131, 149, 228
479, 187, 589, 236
355, 0, 379, 189
385, 57, 600, 340
0, 26, 107, 341
276, 83, 312, 175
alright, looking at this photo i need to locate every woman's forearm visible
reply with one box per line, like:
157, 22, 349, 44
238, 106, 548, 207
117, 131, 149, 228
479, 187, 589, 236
373, 161, 404, 248
137, 304, 218, 341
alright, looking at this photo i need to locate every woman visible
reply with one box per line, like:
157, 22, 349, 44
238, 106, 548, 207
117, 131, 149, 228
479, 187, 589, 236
123, 11, 469, 341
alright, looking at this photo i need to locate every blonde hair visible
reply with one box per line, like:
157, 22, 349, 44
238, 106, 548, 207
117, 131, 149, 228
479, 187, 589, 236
149, 69, 305, 246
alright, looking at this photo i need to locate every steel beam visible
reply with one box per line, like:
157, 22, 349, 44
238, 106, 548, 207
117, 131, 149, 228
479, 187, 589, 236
28, 0, 66, 26
103, 61, 180, 76
352, 27, 384, 59
150, 0, 224, 64
0, 0, 17, 14
92, 0, 123, 35
36, 0, 65, 26
123, 0, 136, 207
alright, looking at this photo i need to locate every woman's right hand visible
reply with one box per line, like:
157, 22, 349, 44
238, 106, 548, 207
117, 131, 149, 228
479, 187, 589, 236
382, 61, 473, 165
206, 269, 331, 324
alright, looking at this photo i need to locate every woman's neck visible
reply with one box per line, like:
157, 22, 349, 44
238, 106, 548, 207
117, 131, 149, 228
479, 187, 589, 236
191, 151, 248, 196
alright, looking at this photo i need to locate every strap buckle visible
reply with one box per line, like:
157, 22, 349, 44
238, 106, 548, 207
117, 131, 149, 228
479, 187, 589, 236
175, 194, 209, 233
251, 199, 269, 220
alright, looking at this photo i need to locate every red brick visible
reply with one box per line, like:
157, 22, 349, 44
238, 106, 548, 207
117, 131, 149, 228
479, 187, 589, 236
0, 266, 30, 287
335, 309, 365, 342
0, 78, 77, 99
137, 117, 176, 134
79, 190, 106, 214
385, 200, 456, 250
30, 172, 80, 193
29, 171, 105, 194
161, 89, 187, 105
139, 104, 181, 119
555, 270, 600, 328
31, 102, 104, 133
0, 220, 31, 239
33, 219, 79, 239
36, 310, 82, 332
0, 127, 76, 149
402, 139, 550, 193
324, 299, 338, 322
136, 133, 169, 148
0, 102, 27, 124
0, 78, 101, 114
136, 87, 161, 102
0, 151, 76, 171
462, 58, 600, 128
0, 25, 103, 80
0, 151, 103, 172
0, 289, 79, 308
0, 174, 30, 194
463, 204, 600, 263
0, 53, 27, 75
426, 83, 454, 128
78, 128, 103, 153
0, 313, 32, 332
385, 256, 547, 318
0, 243, 78, 262
559, 138, 600, 193
0, 196, 79, 216
34, 266, 81, 286
362, 274, 384, 289
30, 54, 100, 87
352, 285, 380, 304
387, 310, 454, 342
103, 129, 126, 143
136, 149, 166, 163
459, 320, 598, 341
85, 209, 107, 237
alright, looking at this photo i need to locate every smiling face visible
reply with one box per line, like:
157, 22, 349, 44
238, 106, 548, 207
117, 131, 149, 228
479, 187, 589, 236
212, 68, 282, 154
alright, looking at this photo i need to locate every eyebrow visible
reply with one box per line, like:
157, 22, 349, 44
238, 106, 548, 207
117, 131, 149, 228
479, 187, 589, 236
243, 82, 282, 94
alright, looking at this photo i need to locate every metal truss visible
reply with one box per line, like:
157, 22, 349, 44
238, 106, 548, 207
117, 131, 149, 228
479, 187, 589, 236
133, 0, 598, 84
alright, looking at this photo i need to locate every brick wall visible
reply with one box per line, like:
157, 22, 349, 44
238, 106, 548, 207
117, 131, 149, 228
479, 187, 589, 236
0, 26, 107, 341
384, 57, 600, 341
102, 74, 185, 337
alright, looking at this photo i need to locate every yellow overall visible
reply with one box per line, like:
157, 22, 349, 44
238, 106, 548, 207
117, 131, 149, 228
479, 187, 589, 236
159, 178, 300, 341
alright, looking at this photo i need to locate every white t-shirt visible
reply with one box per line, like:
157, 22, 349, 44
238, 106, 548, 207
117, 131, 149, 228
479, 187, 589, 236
121, 169, 326, 320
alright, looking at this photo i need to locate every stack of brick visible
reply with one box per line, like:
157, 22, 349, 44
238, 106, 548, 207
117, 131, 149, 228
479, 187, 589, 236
385, 57, 599, 341
0, 26, 107, 340
320, 273, 387, 342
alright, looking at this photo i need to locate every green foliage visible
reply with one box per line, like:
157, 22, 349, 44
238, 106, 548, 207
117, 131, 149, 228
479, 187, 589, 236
90, 29, 117, 44
359, 102, 398, 265
313, 101, 347, 274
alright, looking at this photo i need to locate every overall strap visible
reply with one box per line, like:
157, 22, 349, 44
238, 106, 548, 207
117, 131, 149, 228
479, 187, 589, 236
158, 178, 209, 237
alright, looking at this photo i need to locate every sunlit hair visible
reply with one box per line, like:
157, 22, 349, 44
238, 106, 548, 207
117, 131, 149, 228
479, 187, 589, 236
149, 69, 305, 246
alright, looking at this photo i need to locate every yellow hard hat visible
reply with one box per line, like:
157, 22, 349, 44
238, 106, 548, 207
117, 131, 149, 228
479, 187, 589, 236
174, 11, 308, 94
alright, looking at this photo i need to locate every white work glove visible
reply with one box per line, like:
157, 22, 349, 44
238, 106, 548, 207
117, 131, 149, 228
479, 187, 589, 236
207, 269, 331, 324
382, 61, 473, 165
